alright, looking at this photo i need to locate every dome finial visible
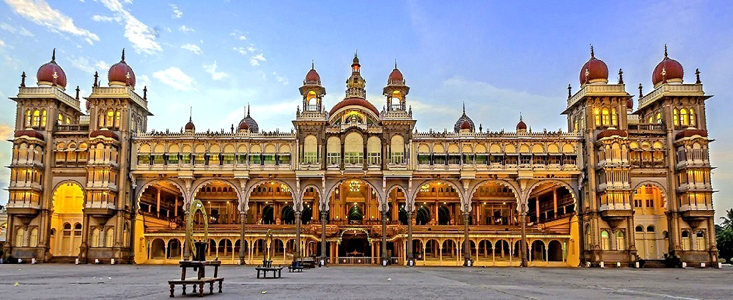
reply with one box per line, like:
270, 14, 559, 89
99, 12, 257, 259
189, 106, 192, 122
247, 102, 251, 117
311, 60, 314, 70
664, 44, 668, 58
394, 59, 397, 69
51, 48, 56, 62
590, 44, 594, 58
520, 112, 523, 122
462, 102, 466, 114
121, 48, 126, 62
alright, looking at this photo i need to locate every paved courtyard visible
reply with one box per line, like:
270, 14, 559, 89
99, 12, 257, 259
0, 264, 731, 299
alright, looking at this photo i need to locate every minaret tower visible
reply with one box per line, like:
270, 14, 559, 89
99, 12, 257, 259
345, 52, 366, 99
299, 61, 326, 113
383, 60, 410, 112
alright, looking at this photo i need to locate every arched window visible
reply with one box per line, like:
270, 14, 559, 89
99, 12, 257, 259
29, 227, 38, 247
601, 230, 610, 250
681, 230, 691, 250
696, 231, 705, 251
303, 135, 318, 164
32, 109, 40, 127
602, 108, 610, 126
58, 113, 63, 125
114, 111, 121, 128
91, 228, 100, 247
656, 112, 662, 124
611, 108, 617, 126
689, 108, 696, 126
646, 225, 655, 233
343, 132, 364, 165
616, 230, 625, 251
680, 109, 688, 126
390, 135, 405, 164
41, 110, 47, 127
105, 227, 114, 247
15, 227, 25, 247
594, 108, 600, 126
106, 109, 114, 127
673, 109, 679, 126
98, 113, 104, 128
367, 136, 381, 165
635, 225, 644, 233
25, 109, 31, 127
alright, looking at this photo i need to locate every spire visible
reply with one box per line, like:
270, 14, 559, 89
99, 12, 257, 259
311, 60, 314, 70
520, 112, 523, 122
695, 68, 701, 84
247, 103, 251, 117
462, 102, 466, 114
93, 71, 99, 87
121, 48, 126, 62
638, 83, 643, 99
75, 86, 80, 100
189, 106, 193, 122
20, 71, 26, 87
664, 44, 668, 58
143, 85, 148, 100
567, 84, 571, 98
590, 44, 594, 58
618, 68, 624, 84
394, 59, 397, 69
51, 48, 56, 62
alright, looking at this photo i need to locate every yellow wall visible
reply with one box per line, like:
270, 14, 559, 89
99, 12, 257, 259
133, 214, 148, 264
566, 215, 580, 267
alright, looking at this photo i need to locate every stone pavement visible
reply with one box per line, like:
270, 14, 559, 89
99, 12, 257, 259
0, 264, 731, 299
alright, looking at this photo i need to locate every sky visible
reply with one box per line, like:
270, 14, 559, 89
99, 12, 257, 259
0, 0, 731, 221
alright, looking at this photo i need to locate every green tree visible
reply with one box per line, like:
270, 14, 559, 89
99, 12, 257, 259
720, 208, 733, 229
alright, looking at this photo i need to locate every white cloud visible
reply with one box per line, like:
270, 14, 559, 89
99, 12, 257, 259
91, 15, 116, 22
169, 4, 182, 19
247, 46, 255, 52
0, 22, 34, 36
238, 35, 246, 40
203, 61, 228, 80
138, 74, 151, 88
96, 60, 110, 70
99, 0, 162, 54
233, 47, 247, 55
250, 53, 266, 66
0, 124, 13, 140
179, 25, 194, 34
273, 72, 288, 85
67, 55, 95, 73
0, 39, 5, 48
5, 0, 99, 44
181, 43, 202, 55
153, 67, 196, 91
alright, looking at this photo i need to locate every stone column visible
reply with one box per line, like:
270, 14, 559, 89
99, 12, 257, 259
295, 210, 302, 263
79, 214, 90, 263
407, 210, 414, 266
381, 209, 388, 266
320, 210, 328, 265
463, 210, 471, 266
520, 211, 528, 267
183, 211, 191, 260
239, 212, 246, 264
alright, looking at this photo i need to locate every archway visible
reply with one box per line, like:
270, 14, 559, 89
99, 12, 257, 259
246, 180, 295, 225
192, 180, 241, 225
548, 240, 564, 261
386, 185, 407, 225
415, 206, 430, 225
50, 182, 84, 257
167, 239, 181, 259
470, 181, 519, 226
525, 181, 577, 234
137, 180, 186, 230
412, 180, 462, 226
326, 179, 380, 225
632, 183, 668, 260
348, 205, 363, 222
150, 239, 165, 259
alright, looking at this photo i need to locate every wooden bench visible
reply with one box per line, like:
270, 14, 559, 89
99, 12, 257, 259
256, 266, 284, 278
168, 277, 223, 297
301, 258, 316, 269
169, 260, 223, 297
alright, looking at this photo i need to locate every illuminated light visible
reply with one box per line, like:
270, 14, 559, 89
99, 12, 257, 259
420, 184, 429, 193
265, 201, 269, 204
226, 201, 230, 204
503, 202, 506, 205
424, 202, 427, 205
483, 202, 486, 205
443, 202, 446, 205
353, 202, 357, 206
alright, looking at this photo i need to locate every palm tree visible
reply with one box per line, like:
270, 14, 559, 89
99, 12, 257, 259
720, 208, 733, 229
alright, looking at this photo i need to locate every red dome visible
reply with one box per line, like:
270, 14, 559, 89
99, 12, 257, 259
185, 121, 195, 131
14, 130, 44, 141
579, 57, 608, 85
516, 118, 527, 131
388, 68, 403, 84
305, 68, 321, 84
460, 120, 471, 130
90, 130, 119, 140
675, 128, 707, 140
108, 49, 136, 87
329, 97, 380, 116
597, 128, 628, 139
652, 48, 684, 86
626, 98, 634, 110
36, 49, 67, 88
238, 119, 249, 131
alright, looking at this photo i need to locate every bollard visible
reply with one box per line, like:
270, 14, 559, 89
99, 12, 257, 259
18, 258, 23, 264
94, 259, 100, 264
585, 261, 591, 268
599, 261, 605, 268
718, 262, 723, 269
111, 258, 115, 265
700, 262, 705, 268
635, 261, 640, 268
75, 258, 79, 265
681, 262, 687, 268
32, 258, 37, 264
616, 262, 621, 268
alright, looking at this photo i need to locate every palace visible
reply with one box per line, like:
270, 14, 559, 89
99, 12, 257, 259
2, 47, 718, 268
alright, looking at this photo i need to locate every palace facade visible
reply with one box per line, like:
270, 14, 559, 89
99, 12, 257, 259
2, 47, 718, 267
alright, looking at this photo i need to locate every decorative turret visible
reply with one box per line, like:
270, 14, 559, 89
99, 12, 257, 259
299, 61, 326, 112
108, 49, 136, 88
383, 60, 410, 111
345, 51, 366, 99
516, 113, 527, 133
238, 104, 259, 133
579, 45, 608, 85
36, 49, 67, 89
184, 107, 195, 133
453, 103, 475, 133
652, 45, 684, 87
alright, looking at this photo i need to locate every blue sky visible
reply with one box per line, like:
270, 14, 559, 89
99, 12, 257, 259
0, 0, 732, 221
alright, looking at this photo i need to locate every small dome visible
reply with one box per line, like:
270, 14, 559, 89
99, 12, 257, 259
90, 130, 119, 140
597, 128, 628, 139
14, 129, 44, 141
329, 97, 380, 116
36, 49, 67, 89
304, 61, 321, 85
579, 46, 608, 85
652, 46, 684, 87
238, 119, 249, 131
388, 61, 404, 85
675, 128, 707, 140
108, 49, 136, 88
185, 120, 195, 131
239, 105, 259, 133
460, 120, 471, 130
626, 98, 634, 110
516, 119, 527, 131
453, 104, 474, 133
